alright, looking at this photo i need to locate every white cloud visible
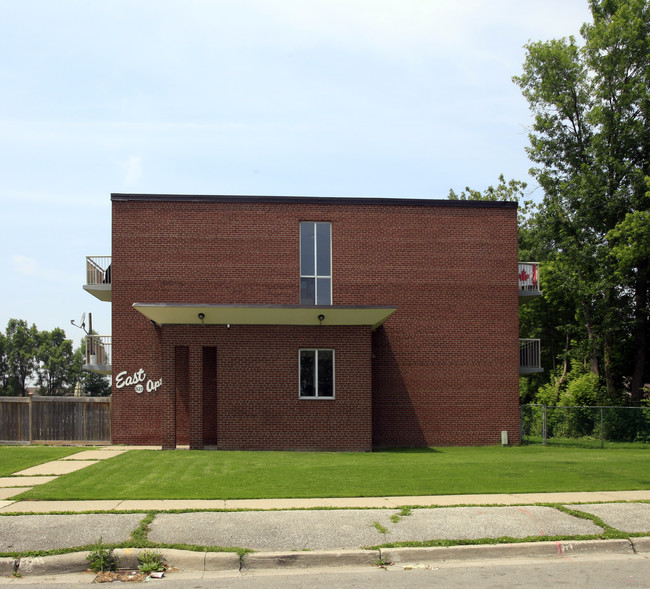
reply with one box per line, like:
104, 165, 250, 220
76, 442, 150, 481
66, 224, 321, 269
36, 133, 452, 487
13, 255, 37, 276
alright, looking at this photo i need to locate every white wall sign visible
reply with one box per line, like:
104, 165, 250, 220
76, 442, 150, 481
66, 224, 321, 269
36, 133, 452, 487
115, 369, 162, 394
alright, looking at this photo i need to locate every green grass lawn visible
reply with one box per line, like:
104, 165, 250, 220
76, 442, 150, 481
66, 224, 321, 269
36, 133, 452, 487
0, 446, 86, 477
525, 437, 650, 449
12, 445, 650, 501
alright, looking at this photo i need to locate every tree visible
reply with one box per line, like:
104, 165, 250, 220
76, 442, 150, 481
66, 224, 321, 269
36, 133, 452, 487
5, 319, 39, 396
1, 320, 97, 397
513, 0, 650, 402
76, 337, 111, 396
448, 174, 537, 231
607, 204, 650, 400
0, 331, 9, 394
36, 328, 76, 395
448, 174, 528, 202
80, 370, 112, 397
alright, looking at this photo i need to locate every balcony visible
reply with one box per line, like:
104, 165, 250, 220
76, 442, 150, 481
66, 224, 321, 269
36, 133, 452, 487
84, 335, 112, 375
520, 338, 543, 375
519, 262, 541, 304
83, 256, 112, 301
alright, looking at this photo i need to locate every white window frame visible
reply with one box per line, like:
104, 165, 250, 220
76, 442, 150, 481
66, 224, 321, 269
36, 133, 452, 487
299, 348, 335, 399
300, 221, 332, 305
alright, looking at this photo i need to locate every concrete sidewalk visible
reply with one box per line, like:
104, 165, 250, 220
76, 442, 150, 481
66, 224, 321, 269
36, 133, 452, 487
3, 500, 650, 551
2, 502, 650, 578
3, 490, 650, 512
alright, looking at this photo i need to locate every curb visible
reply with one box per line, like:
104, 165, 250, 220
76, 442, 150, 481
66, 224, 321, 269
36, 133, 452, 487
3, 539, 645, 577
381, 539, 635, 565
113, 548, 240, 571
631, 537, 650, 553
0, 558, 18, 577
242, 549, 378, 570
12, 553, 88, 576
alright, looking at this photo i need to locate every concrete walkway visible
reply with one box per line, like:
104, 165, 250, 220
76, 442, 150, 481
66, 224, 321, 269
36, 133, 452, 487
4, 490, 650, 512
2, 446, 650, 578
0, 446, 133, 504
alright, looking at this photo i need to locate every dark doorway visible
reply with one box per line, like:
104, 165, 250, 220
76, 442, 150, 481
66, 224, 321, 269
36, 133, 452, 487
203, 347, 218, 445
175, 346, 190, 446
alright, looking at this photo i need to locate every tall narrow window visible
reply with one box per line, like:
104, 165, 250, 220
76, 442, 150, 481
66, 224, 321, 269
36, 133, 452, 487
299, 349, 334, 398
300, 222, 331, 305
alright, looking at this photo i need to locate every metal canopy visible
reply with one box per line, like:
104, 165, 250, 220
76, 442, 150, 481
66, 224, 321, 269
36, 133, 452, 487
133, 303, 396, 330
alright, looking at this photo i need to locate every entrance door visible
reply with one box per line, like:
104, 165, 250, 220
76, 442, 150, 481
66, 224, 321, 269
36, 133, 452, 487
203, 347, 218, 446
174, 346, 190, 446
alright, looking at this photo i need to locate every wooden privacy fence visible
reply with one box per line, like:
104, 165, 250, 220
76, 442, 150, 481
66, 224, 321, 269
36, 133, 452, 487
0, 396, 111, 444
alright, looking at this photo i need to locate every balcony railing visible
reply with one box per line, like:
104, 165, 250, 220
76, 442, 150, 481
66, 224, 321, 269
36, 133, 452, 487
520, 338, 542, 374
84, 335, 112, 375
84, 256, 112, 301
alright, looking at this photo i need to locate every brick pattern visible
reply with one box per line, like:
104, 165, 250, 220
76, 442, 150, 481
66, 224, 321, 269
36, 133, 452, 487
111, 199, 519, 450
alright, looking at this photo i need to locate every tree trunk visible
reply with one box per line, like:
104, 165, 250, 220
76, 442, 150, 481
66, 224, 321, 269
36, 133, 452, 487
603, 333, 616, 400
554, 333, 571, 403
630, 264, 648, 403
584, 319, 600, 376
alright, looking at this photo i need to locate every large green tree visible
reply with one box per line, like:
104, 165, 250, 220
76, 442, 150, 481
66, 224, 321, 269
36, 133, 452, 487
5, 319, 39, 396
36, 327, 76, 395
0, 319, 108, 397
513, 0, 650, 402
0, 332, 8, 393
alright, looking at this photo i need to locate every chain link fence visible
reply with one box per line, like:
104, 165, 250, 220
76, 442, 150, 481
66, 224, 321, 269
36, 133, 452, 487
521, 404, 650, 447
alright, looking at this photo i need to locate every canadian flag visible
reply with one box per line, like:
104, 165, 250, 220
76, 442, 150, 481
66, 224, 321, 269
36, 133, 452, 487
519, 265, 538, 288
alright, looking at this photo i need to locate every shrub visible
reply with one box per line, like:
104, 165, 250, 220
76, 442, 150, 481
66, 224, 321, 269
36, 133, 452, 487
86, 537, 118, 573
138, 550, 166, 574
561, 372, 604, 407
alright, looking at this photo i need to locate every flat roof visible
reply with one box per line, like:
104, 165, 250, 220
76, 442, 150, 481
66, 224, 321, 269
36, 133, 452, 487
112, 193, 517, 209
133, 303, 396, 330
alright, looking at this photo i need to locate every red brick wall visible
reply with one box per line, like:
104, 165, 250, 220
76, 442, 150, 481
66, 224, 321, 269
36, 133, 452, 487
111, 198, 519, 449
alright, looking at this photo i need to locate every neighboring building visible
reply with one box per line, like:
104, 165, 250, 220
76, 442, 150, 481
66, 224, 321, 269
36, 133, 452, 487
83, 194, 542, 451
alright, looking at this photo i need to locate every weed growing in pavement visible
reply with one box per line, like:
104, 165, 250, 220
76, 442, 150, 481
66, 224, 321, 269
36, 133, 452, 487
372, 521, 388, 534
390, 507, 413, 524
86, 537, 118, 573
137, 549, 166, 574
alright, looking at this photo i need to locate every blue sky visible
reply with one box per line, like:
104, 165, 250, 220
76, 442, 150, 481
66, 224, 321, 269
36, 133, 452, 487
0, 0, 591, 349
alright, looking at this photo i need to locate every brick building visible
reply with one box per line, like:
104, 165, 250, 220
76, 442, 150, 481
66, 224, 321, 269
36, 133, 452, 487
83, 194, 542, 451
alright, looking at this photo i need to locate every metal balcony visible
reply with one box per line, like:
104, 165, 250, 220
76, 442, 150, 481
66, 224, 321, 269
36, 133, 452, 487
519, 262, 541, 304
84, 335, 112, 375
520, 338, 543, 375
83, 256, 112, 302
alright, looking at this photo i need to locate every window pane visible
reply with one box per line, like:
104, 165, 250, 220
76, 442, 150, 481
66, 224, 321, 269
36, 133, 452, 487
317, 350, 334, 397
300, 277, 315, 305
300, 222, 315, 275
300, 350, 315, 396
316, 223, 331, 275
316, 278, 331, 305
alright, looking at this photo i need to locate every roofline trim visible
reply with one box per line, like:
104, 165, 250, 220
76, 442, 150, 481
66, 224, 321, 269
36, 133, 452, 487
111, 193, 518, 209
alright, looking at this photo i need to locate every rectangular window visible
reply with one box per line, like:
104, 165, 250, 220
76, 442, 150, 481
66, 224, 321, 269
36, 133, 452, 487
299, 349, 334, 398
300, 222, 331, 304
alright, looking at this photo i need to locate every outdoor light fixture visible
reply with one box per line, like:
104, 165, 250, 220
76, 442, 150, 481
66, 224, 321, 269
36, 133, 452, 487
198, 312, 205, 327
318, 314, 325, 325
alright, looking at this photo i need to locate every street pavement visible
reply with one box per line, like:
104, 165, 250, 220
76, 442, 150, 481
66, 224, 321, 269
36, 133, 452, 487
1, 447, 650, 579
